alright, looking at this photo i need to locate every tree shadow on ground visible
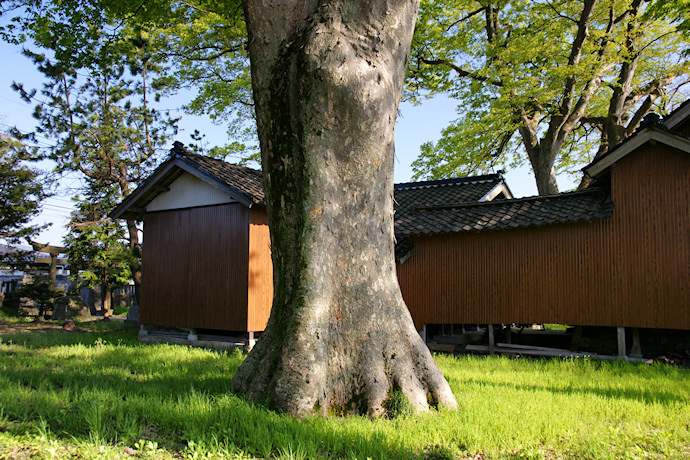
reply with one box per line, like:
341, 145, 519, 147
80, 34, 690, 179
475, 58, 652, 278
0, 329, 423, 459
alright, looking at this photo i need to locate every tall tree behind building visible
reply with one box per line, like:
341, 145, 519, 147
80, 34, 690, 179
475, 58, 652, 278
65, 180, 132, 317
10, 24, 177, 305
408, 0, 690, 194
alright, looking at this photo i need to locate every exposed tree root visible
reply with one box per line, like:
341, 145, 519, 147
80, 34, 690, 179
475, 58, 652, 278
232, 294, 457, 418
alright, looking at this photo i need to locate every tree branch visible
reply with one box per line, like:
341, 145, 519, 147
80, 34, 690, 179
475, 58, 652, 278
625, 94, 657, 137
142, 64, 152, 156
418, 57, 503, 86
517, 105, 540, 156
484, 2, 499, 43
444, 7, 485, 32
555, 2, 618, 142
68, 218, 111, 228
60, 72, 77, 149
559, 0, 596, 119
623, 74, 677, 114
602, 0, 644, 147
580, 116, 607, 126
493, 130, 513, 158
544, 0, 578, 23
165, 43, 245, 61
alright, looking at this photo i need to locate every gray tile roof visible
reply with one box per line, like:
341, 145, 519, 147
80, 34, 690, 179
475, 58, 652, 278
174, 153, 503, 212
395, 187, 614, 237
394, 175, 505, 214
392, 174, 508, 259
110, 143, 266, 220
172, 143, 265, 204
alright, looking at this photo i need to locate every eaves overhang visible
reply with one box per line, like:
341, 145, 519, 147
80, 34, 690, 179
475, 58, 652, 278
583, 127, 690, 179
110, 157, 255, 221
664, 102, 690, 130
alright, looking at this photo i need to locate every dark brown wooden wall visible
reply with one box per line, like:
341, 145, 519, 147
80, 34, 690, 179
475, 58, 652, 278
141, 203, 251, 331
247, 208, 273, 331
398, 144, 690, 330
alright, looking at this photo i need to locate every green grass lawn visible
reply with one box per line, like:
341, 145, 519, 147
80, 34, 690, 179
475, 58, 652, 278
0, 315, 688, 459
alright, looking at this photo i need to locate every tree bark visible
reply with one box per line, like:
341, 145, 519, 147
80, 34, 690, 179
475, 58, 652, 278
521, 0, 598, 196
603, 0, 643, 151
530, 148, 560, 196
102, 279, 112, 318
126, 218, 142, 307
518, 115, 560, 196
232, 0, 457, 417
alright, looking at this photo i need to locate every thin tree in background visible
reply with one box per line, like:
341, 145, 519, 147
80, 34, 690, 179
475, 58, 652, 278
0, 135, 47, 244
65, 180, 132, 317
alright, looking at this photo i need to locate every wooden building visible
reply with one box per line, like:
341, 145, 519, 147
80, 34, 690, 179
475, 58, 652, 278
111, 142, 272, 344
395, 109, 690, 340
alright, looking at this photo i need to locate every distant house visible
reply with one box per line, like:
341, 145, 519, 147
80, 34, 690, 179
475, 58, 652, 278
395, 107, 690, 352
111, 143, 512, 345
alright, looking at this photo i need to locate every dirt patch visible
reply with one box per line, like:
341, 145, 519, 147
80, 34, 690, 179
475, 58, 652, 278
0, 314, 130, 337
0, 318, 89, 335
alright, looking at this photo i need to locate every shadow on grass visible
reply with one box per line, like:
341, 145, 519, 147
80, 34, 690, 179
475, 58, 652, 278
0, 321, 139, 348
0, 328, 421, 459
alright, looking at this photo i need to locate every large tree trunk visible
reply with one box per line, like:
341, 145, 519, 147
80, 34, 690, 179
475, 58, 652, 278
527, 144, 560, 196
519, 123, 560, 196
232, 0, 458, 417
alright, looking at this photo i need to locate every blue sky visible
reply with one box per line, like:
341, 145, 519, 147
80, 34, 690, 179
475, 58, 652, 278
0, 39, 574, 247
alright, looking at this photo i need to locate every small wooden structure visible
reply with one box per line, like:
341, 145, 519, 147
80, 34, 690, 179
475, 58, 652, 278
111, 142, 272, 345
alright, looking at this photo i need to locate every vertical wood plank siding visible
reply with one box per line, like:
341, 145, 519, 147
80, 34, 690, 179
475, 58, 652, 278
398, 144, 690, 330
141, 203, 250, 331
247, 208, 273, 331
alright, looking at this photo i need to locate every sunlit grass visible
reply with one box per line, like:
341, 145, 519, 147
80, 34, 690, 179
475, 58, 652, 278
542, 323, 569, 331
0, 322, 688, 459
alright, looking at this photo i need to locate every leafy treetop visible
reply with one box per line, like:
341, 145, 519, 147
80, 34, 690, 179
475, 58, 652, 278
0, 135, 47, 244
408, 0, 690, 194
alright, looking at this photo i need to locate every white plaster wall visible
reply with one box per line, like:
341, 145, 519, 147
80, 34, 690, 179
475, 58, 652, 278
146, 172, 235, 212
